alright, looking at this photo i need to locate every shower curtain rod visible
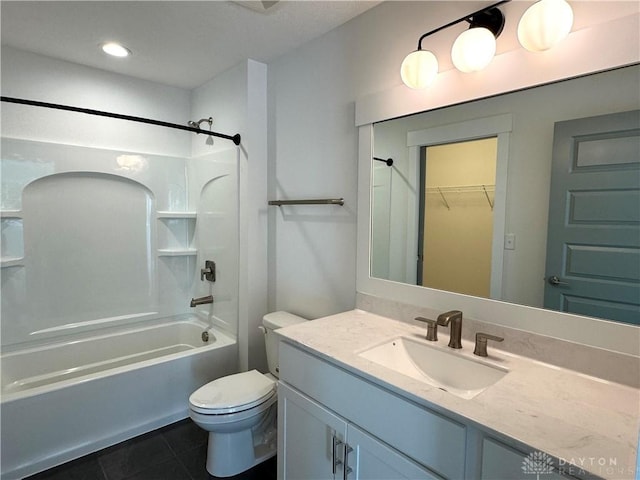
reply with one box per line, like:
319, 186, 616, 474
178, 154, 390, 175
373, 156, 393, 166
1, 96, 242, 146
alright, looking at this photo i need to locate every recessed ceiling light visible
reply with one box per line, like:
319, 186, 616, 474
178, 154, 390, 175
101, 42, 131, 58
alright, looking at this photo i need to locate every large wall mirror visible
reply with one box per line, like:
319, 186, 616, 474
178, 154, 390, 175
371, 65, 639, 326
355, 13, 640, 355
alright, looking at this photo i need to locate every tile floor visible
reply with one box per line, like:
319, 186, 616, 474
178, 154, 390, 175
25, 419, 277, 480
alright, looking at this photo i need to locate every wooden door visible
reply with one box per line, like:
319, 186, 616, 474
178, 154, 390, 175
544, 110, 640, 324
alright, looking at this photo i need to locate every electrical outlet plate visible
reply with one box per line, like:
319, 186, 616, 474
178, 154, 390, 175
504, 234, 516, 250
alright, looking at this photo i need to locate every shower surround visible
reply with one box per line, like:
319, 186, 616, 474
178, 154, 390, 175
0, 137, 241, 478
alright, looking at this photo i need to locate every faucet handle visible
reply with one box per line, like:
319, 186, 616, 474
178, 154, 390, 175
415, 317, 438, 341
474, 332, 504, 357
200, 260, 216, 282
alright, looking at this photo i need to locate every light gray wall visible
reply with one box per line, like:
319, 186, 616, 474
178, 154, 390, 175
267, 1, 451, 319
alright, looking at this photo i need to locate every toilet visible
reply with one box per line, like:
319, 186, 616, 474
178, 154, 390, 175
189, 311, 307, 477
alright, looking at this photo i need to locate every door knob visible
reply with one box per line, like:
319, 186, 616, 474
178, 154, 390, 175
547, 275, 569, 286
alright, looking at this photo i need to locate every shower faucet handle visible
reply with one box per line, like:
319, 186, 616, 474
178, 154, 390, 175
200, 260, 216, 282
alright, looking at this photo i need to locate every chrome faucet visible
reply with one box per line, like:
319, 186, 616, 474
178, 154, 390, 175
190, 295, 214, 307
437, 310, 463, 349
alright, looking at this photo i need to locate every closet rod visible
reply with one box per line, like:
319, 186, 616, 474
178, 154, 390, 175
268, 198, 344, 206
1, 96, 242, 145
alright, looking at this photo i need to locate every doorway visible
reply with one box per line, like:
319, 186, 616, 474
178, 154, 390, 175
418, 138, 498, 297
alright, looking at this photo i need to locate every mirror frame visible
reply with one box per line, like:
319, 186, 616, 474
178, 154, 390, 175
356, 13, 640, 356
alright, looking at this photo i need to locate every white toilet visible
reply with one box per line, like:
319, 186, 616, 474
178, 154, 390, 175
189, 311, 307, 477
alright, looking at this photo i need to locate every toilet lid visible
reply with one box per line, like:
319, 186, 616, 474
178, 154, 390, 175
189, 370, 276, 414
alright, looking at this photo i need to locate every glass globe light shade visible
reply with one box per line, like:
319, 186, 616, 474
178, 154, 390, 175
400, 50, 439, 89
517, 0, 574, 52
451, 28, 497, 73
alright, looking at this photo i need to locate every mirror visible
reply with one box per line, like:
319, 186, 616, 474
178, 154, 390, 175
371, 65, 639, 324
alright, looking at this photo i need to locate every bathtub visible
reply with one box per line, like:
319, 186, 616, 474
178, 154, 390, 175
0, 315, 238, 479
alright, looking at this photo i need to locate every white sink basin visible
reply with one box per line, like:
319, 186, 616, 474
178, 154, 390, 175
358, 336, 508, 399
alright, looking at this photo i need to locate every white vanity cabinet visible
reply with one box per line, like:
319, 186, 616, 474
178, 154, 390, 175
278, 341, 466, 479
278, 382, 438, 480
278, 341, 581, 480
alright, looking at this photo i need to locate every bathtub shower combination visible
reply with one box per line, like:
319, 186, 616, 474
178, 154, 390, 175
1, 103, 242, 479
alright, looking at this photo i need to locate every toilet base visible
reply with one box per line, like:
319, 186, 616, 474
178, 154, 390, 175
206, 430, 276, 477
203, 402, 278, 477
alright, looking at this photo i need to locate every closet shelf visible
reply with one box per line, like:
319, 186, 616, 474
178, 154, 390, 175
426, 184, 495, 210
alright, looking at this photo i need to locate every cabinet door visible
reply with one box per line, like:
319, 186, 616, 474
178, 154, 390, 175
278, 383, 348, 480
347, 425, 442, 480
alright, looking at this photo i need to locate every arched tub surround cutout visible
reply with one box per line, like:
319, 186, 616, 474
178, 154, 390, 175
21, 172, 157, 341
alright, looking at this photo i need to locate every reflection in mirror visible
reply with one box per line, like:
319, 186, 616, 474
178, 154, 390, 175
372, 65, 639, 325
418, 138, 497, 297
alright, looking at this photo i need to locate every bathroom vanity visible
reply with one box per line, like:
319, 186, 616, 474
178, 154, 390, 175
276, 310, 639, 480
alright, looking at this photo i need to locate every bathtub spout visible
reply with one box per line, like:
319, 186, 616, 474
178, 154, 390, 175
190, 295, 214, 307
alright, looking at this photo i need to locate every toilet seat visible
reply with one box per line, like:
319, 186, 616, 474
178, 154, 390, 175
189, 370, 276, 415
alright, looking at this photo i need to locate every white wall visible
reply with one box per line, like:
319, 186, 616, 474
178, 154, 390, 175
1, 47, 191, 156
267, 1, 639, 320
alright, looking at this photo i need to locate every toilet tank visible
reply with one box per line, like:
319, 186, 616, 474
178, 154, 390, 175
262, 311, 307, 377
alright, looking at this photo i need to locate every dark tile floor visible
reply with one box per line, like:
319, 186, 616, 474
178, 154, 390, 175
25, 419, 277, 480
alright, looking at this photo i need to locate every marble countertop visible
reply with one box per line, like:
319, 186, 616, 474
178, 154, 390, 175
276, 309, 640, 480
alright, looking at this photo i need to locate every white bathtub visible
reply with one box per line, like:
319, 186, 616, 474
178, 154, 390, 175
0, 315, 238, 479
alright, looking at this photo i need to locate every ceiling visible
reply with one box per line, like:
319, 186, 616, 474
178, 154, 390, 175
1, 1, 381, 90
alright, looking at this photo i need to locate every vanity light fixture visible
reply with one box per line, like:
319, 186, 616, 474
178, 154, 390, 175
101, 42, 131, 58
451, 5, 505, 73
517, 0, 574, 52
400, 0, 508, 89
401, 0, 575, 89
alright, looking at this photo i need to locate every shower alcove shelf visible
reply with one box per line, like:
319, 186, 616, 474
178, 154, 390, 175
1, 209, 204, 264
0, 210, 24, 268
156, 211, 198, 257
